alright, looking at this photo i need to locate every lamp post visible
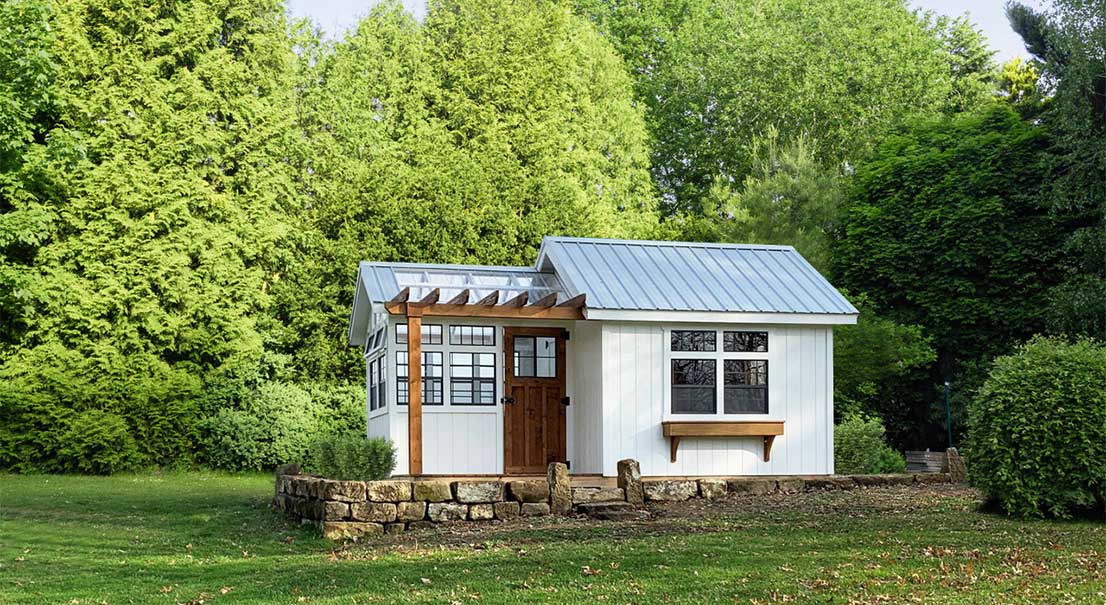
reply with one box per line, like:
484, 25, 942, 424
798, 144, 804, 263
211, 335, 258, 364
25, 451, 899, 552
944, 381, 952, 449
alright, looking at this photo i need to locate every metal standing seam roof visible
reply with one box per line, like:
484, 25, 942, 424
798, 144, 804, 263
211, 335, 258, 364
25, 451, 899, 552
356, 237, 857, 316
535, 237, 857, 315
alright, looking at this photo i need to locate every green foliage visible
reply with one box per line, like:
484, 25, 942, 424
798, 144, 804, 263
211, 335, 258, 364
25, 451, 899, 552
834, 104, 1062, 404
998, 57, 1047, 117
968, 336, 1106, 518
308, 434, 396, 481
666, 133, 842, 273
276, 0, 658, 381
925, 14, 999, 113
834, 415, 907, 475
578, 0, 960, 213
55, 409, 142, 475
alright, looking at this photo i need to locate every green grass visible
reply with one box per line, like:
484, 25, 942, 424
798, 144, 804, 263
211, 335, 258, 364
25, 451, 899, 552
1, 473, 1104, 604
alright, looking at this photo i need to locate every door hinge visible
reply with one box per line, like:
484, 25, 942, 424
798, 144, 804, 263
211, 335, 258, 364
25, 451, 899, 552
562, 329, 570, 341
561, 396, 570, 406
565, 460, 571, 470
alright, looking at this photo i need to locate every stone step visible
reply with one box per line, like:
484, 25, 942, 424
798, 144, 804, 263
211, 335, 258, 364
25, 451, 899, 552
575, 501, 646, 521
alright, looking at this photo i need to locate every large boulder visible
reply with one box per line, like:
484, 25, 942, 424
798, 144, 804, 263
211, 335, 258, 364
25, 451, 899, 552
428, 502, 468, 522
520, 502, 550, 517
643, 480, 697, 502
507, 480, 549, 503
494, 501, 521, 520
318, 480, 367, 502
323, 501, 350, 521
572, 487, 625, 504
413, 480, 452, 502
396, 501, 427, 522
547, 462, 571, 514
365, 480, 412, 502
453, 481, 505, 504
617, 459, 643, 505
698, 479, 726, 499
350, 502, 397, 523
727, 478, 776, 495
946, 448, 968, 483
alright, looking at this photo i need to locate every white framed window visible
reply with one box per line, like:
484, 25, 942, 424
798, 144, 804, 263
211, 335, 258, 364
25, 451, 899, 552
664, 328, 771, 418
367, 355, 387, 412
395, 322, 502, 411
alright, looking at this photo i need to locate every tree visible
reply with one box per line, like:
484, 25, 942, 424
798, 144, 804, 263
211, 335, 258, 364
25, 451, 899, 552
1, 0, 302, 469
576, 0, 976, 215
278, 0, 658, 381
927, 14, 999, 113
666, 132, 842, 274
833, 104, 1064, 439
1007, 0, 1106, 339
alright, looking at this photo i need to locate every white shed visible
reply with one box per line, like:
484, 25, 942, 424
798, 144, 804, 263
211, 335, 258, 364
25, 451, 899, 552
347, 237, 858, 478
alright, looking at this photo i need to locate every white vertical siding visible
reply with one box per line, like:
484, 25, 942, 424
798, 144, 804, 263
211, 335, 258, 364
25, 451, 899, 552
568, 320, 603, 473
599, 322, 834, 477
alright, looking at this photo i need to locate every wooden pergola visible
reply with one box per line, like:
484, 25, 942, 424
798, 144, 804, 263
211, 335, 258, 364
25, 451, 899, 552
385, 287, 585, 475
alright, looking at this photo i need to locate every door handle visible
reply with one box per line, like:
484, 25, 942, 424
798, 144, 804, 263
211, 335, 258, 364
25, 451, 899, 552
501, 396, 515, 405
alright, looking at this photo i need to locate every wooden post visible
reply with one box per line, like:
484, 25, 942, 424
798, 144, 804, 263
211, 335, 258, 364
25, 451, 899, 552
406, 312, 423, 476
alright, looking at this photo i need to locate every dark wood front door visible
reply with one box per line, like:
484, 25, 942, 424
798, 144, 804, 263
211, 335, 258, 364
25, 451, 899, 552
503, 327, 567, 475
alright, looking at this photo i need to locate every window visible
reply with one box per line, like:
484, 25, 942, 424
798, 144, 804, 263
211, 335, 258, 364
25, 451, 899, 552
671, 330, 716, 351
395, 323, 443, 345
450, 352, 496, 405
724, 331, 768, 353
367, 356, 386, 411
513, 336, 557, 377
450, 325, 495, 346
724, 360, 768, 413
671, 359, 716, 414
396, 351, 443, 405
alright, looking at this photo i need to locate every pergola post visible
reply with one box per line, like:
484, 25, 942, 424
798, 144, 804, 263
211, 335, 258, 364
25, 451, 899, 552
406, 312, 423, 476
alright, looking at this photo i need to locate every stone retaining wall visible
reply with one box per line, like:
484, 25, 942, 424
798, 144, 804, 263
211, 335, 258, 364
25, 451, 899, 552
274, 459, 959, 540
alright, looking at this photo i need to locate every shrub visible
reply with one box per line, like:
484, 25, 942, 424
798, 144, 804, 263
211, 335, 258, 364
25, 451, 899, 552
968, 336, 1106, 518
201, 409, 267, 471
834, 415, 906, 475
308, 433, 395, 481
56, 410, 142, 474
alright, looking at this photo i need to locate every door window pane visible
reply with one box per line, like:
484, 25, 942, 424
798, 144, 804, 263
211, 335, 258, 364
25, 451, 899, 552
513, 336, 557, 377
671, 359, 716, 413
724, 360, 768, 413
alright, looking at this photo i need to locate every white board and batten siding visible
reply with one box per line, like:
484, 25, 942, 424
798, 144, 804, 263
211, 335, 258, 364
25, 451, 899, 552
599, 322, 834, 477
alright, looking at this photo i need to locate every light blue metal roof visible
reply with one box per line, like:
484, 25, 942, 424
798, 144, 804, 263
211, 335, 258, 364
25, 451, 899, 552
535, 237, 857, 315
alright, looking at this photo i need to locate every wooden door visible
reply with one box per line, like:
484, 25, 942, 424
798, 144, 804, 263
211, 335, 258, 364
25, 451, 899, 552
503, 327, 567, 475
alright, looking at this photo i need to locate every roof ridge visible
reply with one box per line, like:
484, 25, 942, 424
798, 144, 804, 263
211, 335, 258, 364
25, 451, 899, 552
542, 236, 797, 251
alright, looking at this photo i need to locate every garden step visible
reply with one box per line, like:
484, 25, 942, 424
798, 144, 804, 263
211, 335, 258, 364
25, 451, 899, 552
575, 501, 646, 521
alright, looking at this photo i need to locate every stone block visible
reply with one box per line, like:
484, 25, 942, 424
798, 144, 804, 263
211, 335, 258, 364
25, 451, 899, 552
323, 501, 350, 521
468, 503, 495, 520
946, 448, 967, 483
726, 478, 776, 495
318, 480, 366, 503
507, 480, 549, 503
427, 502, 468, 522
407, 520, 436, 531
494, 501, 520, 520
806, 477, 856, 490
617, 459, 643, 505
547, 462, 571, 514
643, 480, 697, 502
776, 478, 805, 493
851, 475, 889, 487
572, 487, 625, 504
453, 481, 504, 503
520, 502, 550, 517
385, 523, 405, 535
396, 501, 427, 522
882, 474, 917, 486
413, 480, 453, 502
321, 521, 382, 541
915, 472, 950, 484
365, 480, 412, 502
698, 478, 727, 499
350, 502, 397, 523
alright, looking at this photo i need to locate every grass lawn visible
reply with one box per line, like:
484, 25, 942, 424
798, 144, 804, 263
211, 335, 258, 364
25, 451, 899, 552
1, 473, 1104, 604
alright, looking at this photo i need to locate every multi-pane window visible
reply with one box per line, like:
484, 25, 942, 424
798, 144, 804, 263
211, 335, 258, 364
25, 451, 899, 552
671, 330, 716, 352
449, 325, 495, 346
513, 336, 557, 377
396, 351, 443, 405
724, 360, 768, 413
671, 359, 716, 414
368, 356, 387, 411
395, 323, 443, 345
450, 352, 496, 405
724, 331, 768, 353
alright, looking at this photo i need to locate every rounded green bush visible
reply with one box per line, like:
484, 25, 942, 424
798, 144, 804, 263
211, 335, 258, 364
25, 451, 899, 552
201, 409, 267, 470
968, 336, 1106, 518
57, 410, 142, 474
308, 434, 396, 481
834, 414, 906, 475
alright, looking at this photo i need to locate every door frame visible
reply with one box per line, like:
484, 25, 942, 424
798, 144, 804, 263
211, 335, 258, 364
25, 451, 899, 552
502, 327, 568, 475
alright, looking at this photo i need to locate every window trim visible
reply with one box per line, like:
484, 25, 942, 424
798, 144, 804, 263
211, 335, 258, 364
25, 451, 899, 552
663, 326, 774, 420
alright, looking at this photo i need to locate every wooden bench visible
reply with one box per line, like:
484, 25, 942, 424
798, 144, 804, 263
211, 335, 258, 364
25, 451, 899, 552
661, 421, 785, 463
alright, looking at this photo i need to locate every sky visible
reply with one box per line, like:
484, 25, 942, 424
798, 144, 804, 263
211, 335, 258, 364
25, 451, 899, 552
285, 0, 1033, 63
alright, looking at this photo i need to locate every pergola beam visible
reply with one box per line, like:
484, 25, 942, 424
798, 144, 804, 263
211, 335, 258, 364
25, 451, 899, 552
383, 291, 585, 320
557, 293, 586, 308
503, 292, 529, 307
529, 292, 558, 308
447, 289, 470, 305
